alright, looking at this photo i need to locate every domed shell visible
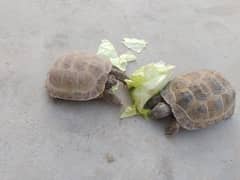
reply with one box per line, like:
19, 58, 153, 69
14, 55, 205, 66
46, 52, 112, 101
161, 70, 236, 130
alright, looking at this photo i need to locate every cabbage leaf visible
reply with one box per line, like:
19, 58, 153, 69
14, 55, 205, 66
122, 62, 175, 118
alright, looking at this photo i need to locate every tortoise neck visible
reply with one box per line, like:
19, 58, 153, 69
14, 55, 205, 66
110, 66, 129, 83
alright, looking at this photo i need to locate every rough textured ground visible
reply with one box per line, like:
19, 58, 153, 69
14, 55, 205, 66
0, 0, 239, 179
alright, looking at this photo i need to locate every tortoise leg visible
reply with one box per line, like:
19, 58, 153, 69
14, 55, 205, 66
101, 89, 122, 105
110, 66, 129, 84
165, 121, 181, 136
150, 102, 172, 120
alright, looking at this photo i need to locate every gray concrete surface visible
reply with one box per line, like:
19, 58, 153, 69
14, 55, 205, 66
0, 0, 239, 179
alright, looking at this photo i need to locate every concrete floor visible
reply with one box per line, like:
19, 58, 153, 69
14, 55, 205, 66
0, 0, 239, 179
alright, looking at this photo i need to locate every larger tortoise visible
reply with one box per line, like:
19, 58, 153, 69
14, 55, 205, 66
146, 70, 236, 135
46, 52, 128, 104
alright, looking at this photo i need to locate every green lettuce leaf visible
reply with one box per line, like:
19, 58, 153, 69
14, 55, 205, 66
122, 38, 147, 53
119, 51, 136, 70
97, 39, 122, 69
122, 62, 175, 118
120, 105, 137, 119
97, 40, 137, 71
120, 51, 137, 62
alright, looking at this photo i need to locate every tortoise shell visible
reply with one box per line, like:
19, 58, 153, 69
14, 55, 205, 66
161, 70, 236, 130
46, 52, 112, 101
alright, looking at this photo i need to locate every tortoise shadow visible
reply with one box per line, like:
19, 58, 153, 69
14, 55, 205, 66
148, 115, 235, 140
45, 95, 237, 139
45, 97, 122, 134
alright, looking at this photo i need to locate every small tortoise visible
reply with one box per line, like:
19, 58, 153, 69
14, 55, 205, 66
146, 70, 236, 135
46, 52, 128, 104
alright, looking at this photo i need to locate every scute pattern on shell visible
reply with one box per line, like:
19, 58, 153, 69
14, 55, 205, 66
161, 70, 235, 130
46, 52, 112, 101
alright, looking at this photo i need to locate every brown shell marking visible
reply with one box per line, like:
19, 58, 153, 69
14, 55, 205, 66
46, 52, 112, 101
161, 70, 235, 130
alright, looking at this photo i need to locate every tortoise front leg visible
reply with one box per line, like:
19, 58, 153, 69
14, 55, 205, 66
101, 89, 122, 105
165, 121, 181, 136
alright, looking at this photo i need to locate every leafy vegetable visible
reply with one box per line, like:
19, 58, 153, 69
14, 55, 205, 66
120, 51, 137, 62
122, 38, 148, 53
97, 39, 121, 69
120, 105, 137, 119
122, 62, 175, 118
119, 51, 136, 70
97, 39, 137, 71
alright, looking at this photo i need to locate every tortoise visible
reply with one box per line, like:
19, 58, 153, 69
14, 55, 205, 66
46, 52, 128, 104
145, 70, 236, 136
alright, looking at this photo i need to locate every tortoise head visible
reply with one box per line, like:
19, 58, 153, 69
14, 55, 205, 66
150, 102, 172, 120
